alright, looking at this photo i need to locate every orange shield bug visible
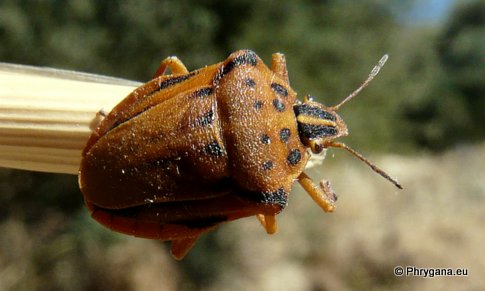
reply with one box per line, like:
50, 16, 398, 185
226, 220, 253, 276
79, 50, 402, 260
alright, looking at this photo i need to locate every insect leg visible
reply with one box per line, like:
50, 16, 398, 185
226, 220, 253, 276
256, 214, 278, 234
152, 56, 189, 78
297, 172, 337, 212
271, 53, 289, 84
88, 109, 108, 131
170, 236, 199, 260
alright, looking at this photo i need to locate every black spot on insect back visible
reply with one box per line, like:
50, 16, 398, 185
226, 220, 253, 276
194, 87, 213, 98
279, 128, 290, 143
195, 110, 214, 127
205, 141, 224, 157
287, 149, 301, 165
254, 100, 264, 110
246, 187, 288, 208
271, 83, 288, 97
262, 187, 288, 208
261, 134, 271, 144
272, 99, 285, 112
262, 161, 274, 170
245, 78, 256, 88
158, 72, 195, 91
218, 51, 258, 80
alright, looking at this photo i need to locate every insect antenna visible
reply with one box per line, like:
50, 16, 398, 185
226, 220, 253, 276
325, 141, 403, 189
331, 54, 389, 111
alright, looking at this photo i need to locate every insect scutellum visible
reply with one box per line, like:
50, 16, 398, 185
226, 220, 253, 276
294, 54, 402, 190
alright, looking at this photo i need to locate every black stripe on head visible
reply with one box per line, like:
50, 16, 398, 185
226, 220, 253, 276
294, 103, 337, 121
298, 123, 338, 139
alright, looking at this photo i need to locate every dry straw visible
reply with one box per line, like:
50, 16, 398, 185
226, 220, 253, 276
0, 63, 140, 174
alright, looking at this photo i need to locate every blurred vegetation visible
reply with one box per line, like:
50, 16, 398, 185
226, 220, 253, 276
402, 0, 485, 150
1, 0, 484, 290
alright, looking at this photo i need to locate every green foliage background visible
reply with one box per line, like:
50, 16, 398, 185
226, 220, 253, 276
0, 0, 484, 290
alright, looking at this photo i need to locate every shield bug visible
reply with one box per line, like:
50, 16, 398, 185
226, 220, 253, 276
79, 50, 402, 260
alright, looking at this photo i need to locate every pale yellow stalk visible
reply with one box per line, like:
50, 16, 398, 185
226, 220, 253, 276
0, 63, 139, 174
